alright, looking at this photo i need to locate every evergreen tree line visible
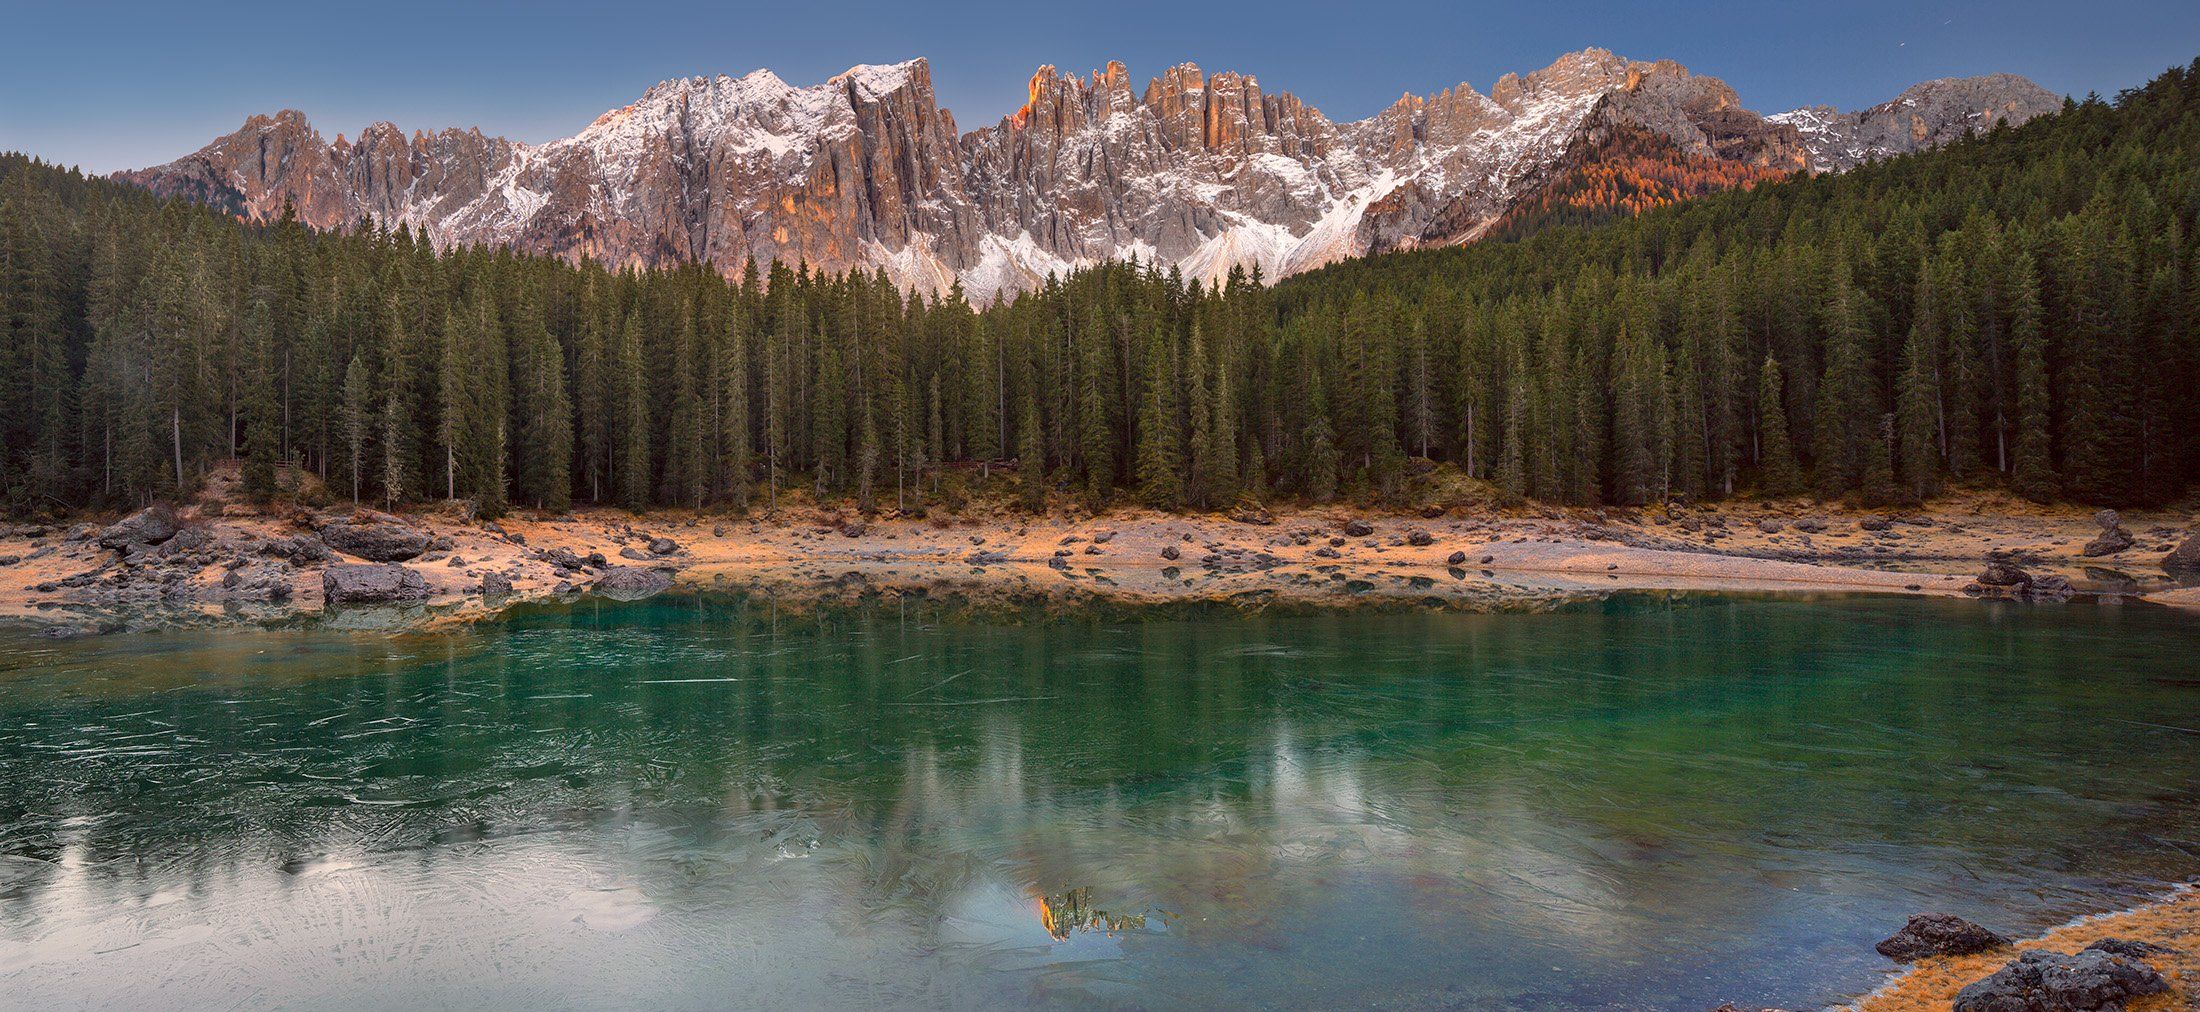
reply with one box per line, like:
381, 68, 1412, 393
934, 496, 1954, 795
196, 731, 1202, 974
3, 59, 2198, 517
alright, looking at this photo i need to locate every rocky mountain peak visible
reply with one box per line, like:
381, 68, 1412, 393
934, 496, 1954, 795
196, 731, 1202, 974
1771, 72, 2062, 171
119, 52, 2061, 300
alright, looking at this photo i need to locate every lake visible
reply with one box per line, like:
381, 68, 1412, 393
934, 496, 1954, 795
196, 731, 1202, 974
1, 592, 2195, 1009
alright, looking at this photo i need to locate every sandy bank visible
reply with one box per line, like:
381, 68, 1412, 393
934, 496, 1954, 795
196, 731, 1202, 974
1, 477, 2193, 632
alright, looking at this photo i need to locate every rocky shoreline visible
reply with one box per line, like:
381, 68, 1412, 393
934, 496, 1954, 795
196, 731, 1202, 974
1845, 888, 2197, 1011
2, 486, 2196, 635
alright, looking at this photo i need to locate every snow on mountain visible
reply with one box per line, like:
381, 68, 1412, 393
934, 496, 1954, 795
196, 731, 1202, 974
1771, 74, 2061, 172
117, 52, 2060, 301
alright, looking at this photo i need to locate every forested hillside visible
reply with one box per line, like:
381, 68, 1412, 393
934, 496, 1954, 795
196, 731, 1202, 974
2, 60, 2196, 517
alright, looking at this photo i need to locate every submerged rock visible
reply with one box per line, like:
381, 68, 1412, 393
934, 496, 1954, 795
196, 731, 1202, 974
97, 505, 179, 550
593, 566, 673, 601
1952, 947, 2168, 1011
1875, 912, 2009, 962
322, 563, 429, 605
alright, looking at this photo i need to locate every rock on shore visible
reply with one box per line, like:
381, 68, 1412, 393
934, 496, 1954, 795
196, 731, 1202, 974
322, 563, 430, 605
320, 513, 431, 562
1876, 912, 2010, 962
1952, 944, 2169, 1012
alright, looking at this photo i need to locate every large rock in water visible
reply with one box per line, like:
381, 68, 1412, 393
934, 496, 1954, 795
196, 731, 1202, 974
322, 563, 429, 605
593, 566, 673, 601
1875, 912, 2010, 962
1952, 946, 2169, 1012
96, 505, 179, 550
320, 517, 430, 562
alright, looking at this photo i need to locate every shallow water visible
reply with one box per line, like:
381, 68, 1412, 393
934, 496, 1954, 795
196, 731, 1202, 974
0, 592, 2195, 1009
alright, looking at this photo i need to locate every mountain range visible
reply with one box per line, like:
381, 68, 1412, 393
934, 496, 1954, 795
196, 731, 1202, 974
117, 49, 2061, 300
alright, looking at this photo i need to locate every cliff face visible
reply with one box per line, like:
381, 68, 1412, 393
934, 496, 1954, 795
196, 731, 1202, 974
118, 52, 2060, 300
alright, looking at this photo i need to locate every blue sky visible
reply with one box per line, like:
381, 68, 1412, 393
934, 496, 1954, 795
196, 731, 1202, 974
5, 0, 2196, 174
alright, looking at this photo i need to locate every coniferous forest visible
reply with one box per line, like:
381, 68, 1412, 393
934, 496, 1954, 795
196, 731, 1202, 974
3, 61, 2198, 519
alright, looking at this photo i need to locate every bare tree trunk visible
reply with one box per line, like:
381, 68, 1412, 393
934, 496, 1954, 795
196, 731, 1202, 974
171, 407, 185, 493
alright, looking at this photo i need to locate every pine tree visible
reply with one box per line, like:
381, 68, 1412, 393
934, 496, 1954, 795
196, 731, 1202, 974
1813, 281, 1879, 498
1017, 385, 1047, 512
2008, 252, 2057, 501
615, 308, 651, 511
1896, 319, 1942, 500
1756, 355, 1803, 495
1200, 332, 1240, 506
341, 353, 371, 504
1302, 386, 1341, 505
239, 298, 281, 501
1076, 309, 1116, 500
376, 294, 415, 510
1133, 322, 1183, 508
513, 305, 571, 510
718, 314, 752, 508
666, 312, 706, 507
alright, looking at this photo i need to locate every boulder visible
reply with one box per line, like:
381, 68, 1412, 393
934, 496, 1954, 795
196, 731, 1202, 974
1977, 562, 2034, 588
648, 536, 681, 555
1344, 520, 1374, 537
215, 565, 294, 604
320, 518, 430, 562
2163, 534, 2200, 573
1875, 913, 2009, 962
2082, 937, 2175, 960
1160, 544, 1180, 561
593, 566, 673, 601
2026, 574, 2075, 602
322, 563, 429, 605
1406, 529, 1435, 547
480, 572, 513, 597
2082, 529, 2134, 558
1447, 551, 1468, 566
1952, 947, 2168, 1012
97, 505, 179, 550
262, 534, 331, 564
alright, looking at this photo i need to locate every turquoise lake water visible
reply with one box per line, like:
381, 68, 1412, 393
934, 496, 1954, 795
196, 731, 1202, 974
1, 592, 2195, 1008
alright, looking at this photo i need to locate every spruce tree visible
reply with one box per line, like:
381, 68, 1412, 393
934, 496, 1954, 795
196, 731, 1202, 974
1133, 323, 1183, 508
239, 298, 281, 501
1756, 355, 1803, 496
2008, 253, 2058, 501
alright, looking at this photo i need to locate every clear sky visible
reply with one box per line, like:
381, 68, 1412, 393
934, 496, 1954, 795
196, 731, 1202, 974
6, 0, 2197, 174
